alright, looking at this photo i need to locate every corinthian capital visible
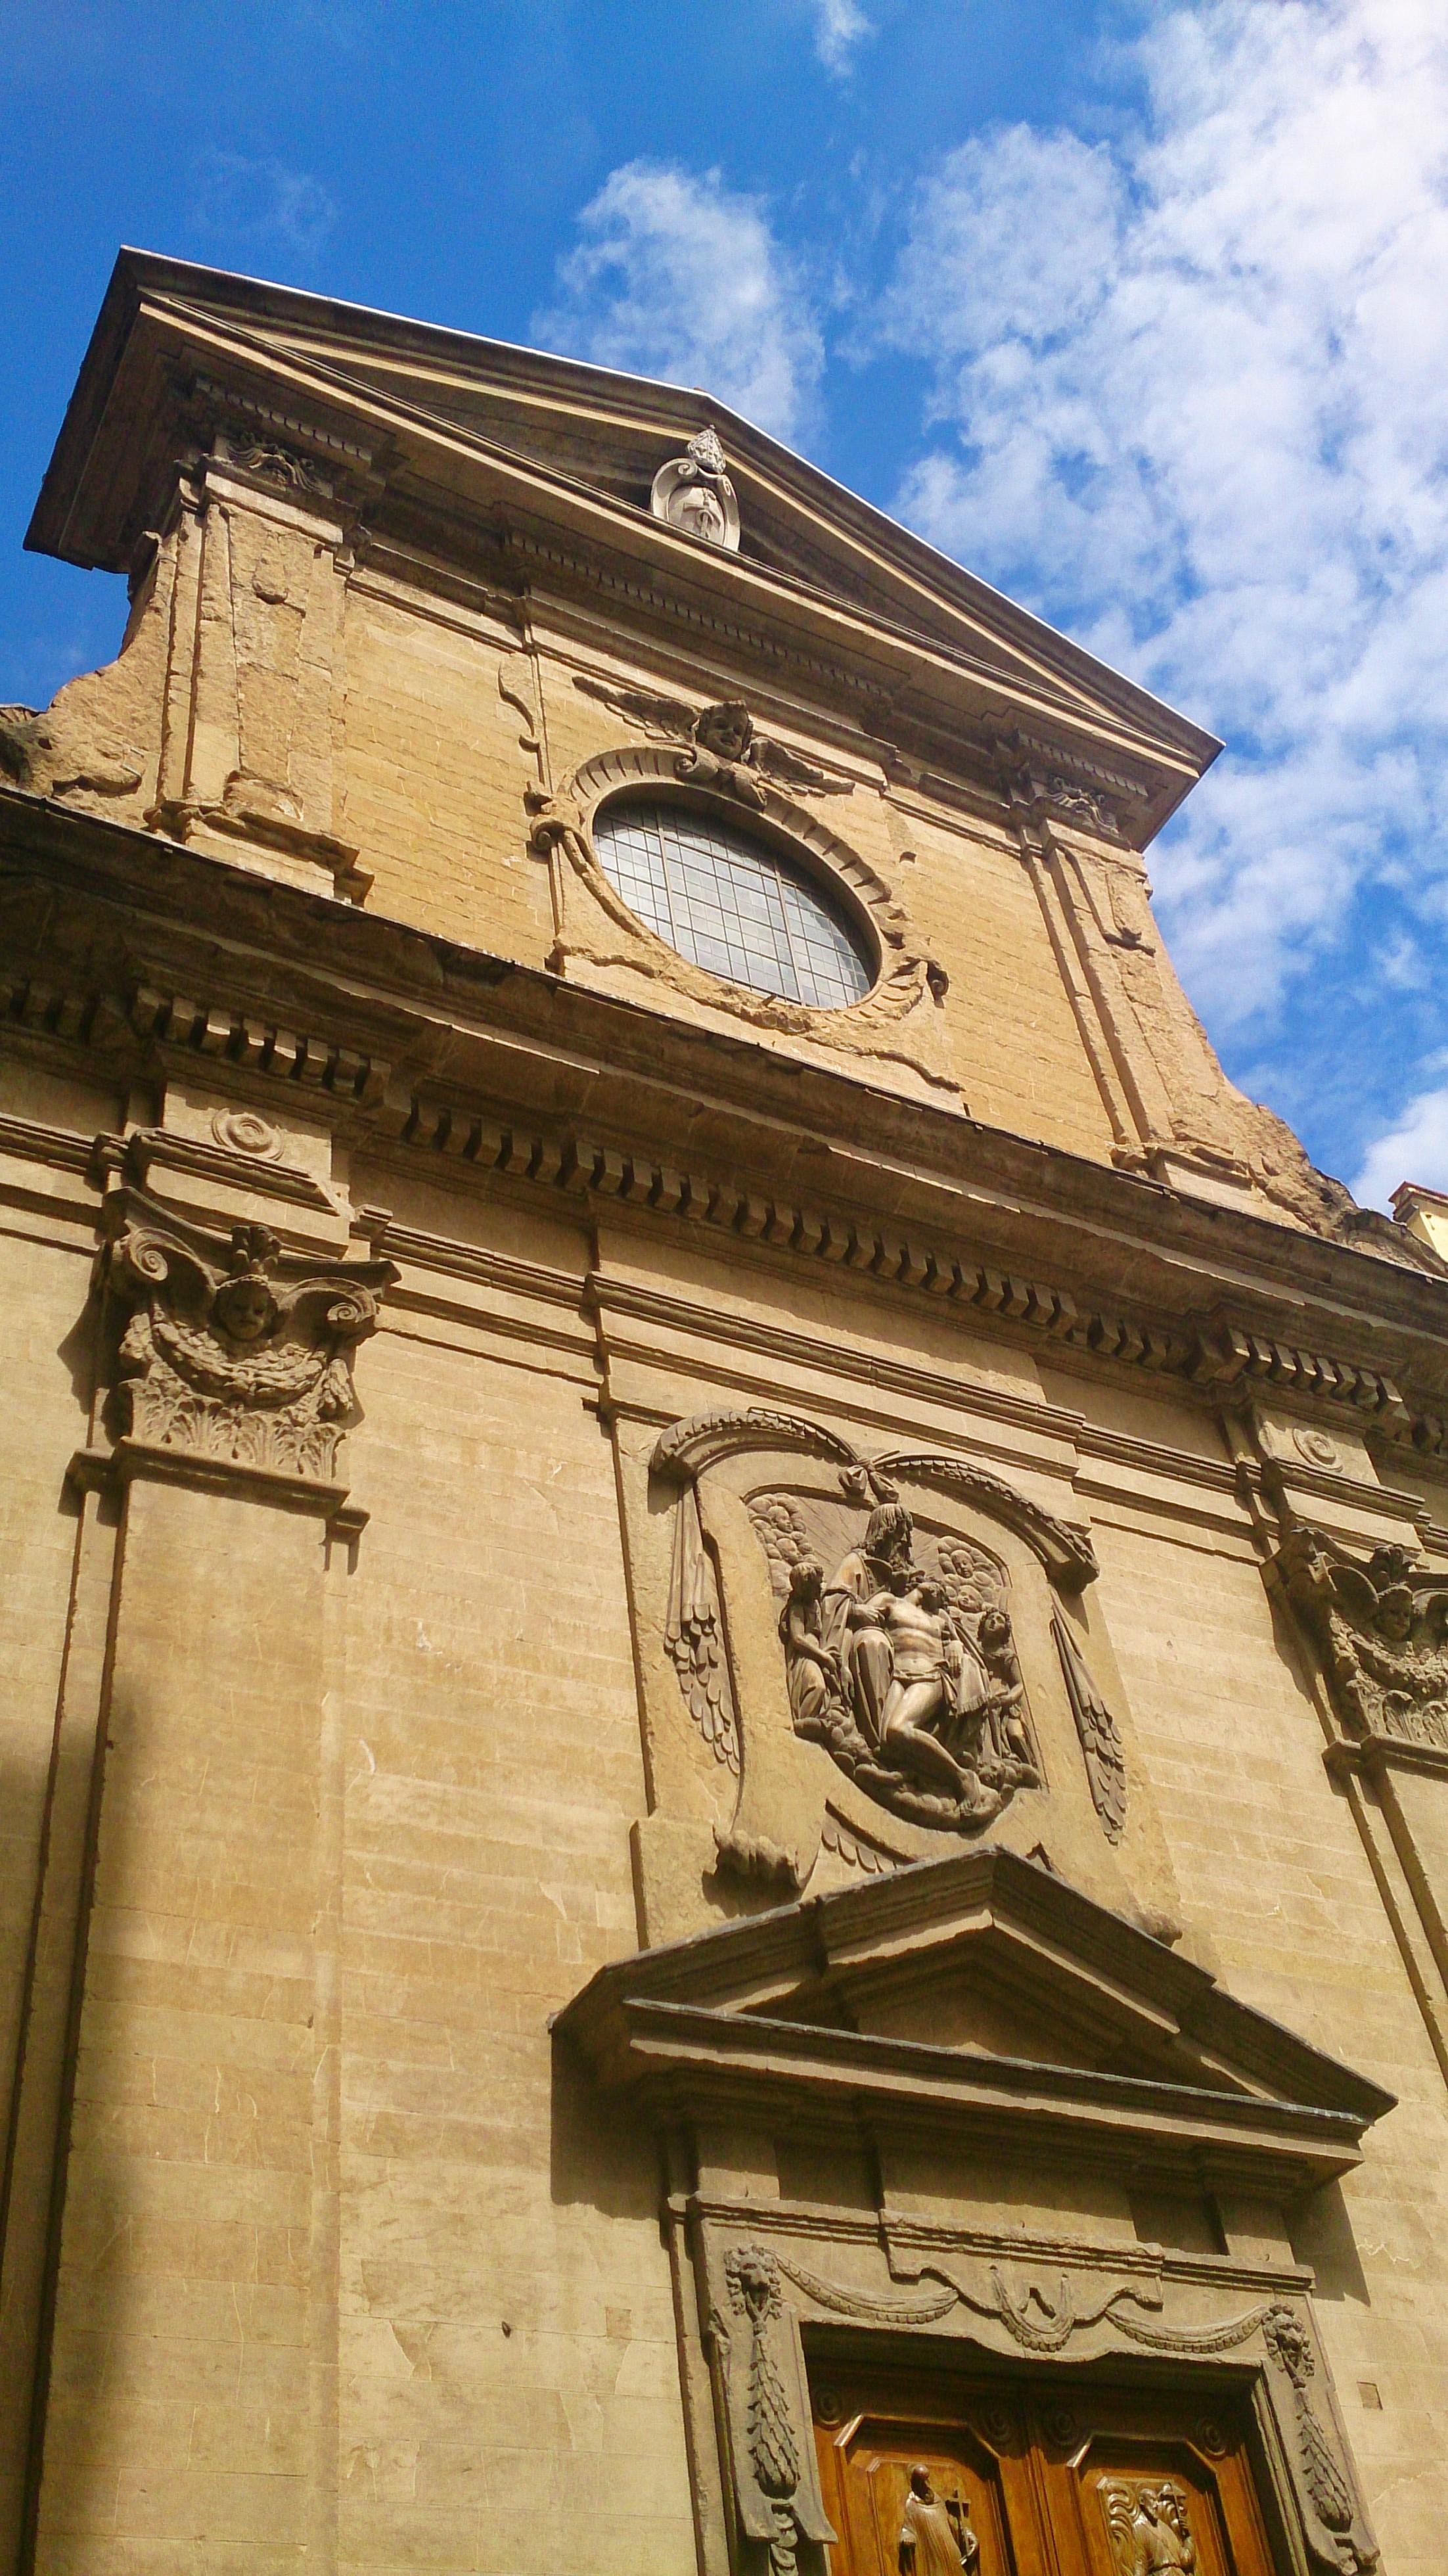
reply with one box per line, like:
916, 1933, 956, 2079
104, 1192, 397, 1485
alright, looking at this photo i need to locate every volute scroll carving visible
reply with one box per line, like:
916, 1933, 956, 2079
1275, 1516, 1448, 1758
104, 1192, 397, 1484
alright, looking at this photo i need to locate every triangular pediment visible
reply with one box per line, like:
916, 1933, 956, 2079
556, 1848, 1391, 2195
29, 252, 1217, 839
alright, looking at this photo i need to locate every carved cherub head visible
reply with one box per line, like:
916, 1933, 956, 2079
214, 1274, 279, 1343
213, 1225, 282, 1344
694, 701, 754, 764
1375, 1585, 1416, 1645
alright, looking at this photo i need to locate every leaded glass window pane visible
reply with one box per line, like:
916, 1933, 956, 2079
592, 801, 872, 1009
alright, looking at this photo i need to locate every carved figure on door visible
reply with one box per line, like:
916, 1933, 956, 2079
897, 2465, 979, 2576
1099, 2479, 1196, 2576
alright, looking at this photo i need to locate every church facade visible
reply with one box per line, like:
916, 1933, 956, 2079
0, 250, 1445, 2575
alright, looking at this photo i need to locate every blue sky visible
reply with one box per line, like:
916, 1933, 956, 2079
3, 0, 1447, 1207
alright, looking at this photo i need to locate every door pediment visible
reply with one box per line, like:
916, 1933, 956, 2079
556, 1846, 1391, 2196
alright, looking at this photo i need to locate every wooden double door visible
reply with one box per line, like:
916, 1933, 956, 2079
811, 2363, 1279, 2576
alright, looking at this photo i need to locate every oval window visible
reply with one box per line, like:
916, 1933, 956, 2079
593, 800, 874, 1009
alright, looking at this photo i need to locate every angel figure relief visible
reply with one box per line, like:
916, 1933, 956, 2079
1099, 2481, 1196, 2576
1279, 1519, 1448, 1755
756, 1482, 1041, 1835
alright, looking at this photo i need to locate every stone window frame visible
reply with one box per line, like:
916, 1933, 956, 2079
549, 742, 944, 1041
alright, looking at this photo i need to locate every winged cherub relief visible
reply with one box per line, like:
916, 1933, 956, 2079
1278, 1519, 1448, 1754
572, 672, 859, 800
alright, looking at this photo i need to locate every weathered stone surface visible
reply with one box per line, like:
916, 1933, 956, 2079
0, 252, 1443, 2576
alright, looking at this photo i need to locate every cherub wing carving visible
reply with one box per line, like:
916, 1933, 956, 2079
750, 737, 855, 797
665, 1484, 740, 1772
1324, 1562, 1384, 1630
573, 674, 696, 743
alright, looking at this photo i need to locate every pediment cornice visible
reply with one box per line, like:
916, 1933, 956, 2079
29, 252, 1216, 842
554, 1847, 1391, 2195
4, 789, 1448, 1439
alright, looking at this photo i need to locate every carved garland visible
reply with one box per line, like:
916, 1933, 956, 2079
710, 2238, 1378, 2576
529, 737, 946, 1038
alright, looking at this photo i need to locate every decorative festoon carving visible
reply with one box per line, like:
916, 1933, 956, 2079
106, 1195, 395, 1482
1099, 2481, 1195, 2576
1052, 1605, 1128, 1841
716, 2245, 835, 2576
754, 1481, 1042, 1835
1263, 2306, 1376, 2574
1278, 1521, 1448, 1755
898, 2466, 978, 2575
650, 425, 741, 551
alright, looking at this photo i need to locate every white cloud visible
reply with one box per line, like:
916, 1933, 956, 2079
533, 162, 823, 444
190, 149, 336, 259
1355, 1081, 1448, 1211
810, 0, 872, 76
879, 1, 1448, 1057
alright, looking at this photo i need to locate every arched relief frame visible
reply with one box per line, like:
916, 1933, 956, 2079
631, 1404, 1178, 1943
528, 744, 953, 1075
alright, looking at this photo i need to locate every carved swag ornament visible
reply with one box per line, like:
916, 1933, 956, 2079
702, 2232, 1376, 2576
105, 1195, 395, 1483
1277, 1517, 1448, 1757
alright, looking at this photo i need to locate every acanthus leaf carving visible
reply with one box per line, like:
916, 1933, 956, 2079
105, 1194, 396, 1484
716, 2245, 835, 2576
1277, 1516, 1448, 1757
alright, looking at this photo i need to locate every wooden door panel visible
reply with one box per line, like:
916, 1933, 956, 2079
818, 2415, 1017, 2576
810, 2370, 1278, 2576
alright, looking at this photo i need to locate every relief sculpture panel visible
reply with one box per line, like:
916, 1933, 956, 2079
634, 1405, 1173, 1939
750, 1480, 1039, 1835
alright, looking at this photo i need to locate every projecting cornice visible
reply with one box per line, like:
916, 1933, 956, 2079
3, 784, 1448, 1448
26, 250, 1217, 845
554, 1846, 1393, 2194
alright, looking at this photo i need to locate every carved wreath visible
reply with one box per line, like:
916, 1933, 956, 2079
529, 722, 947, 1038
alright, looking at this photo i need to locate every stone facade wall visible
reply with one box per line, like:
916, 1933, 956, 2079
3, 300, 1447, 2576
